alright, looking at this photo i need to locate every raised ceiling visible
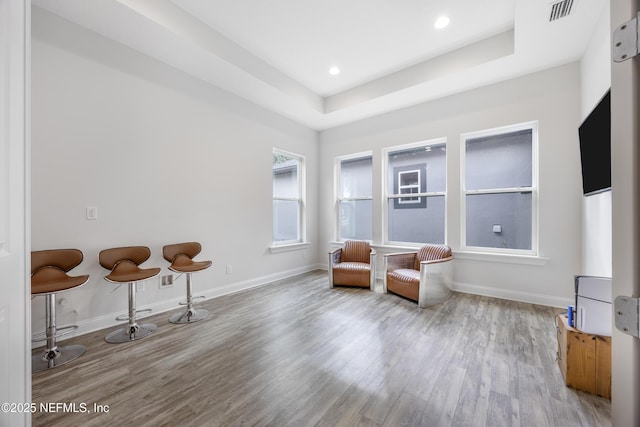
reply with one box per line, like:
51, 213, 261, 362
32, 0, 605, 130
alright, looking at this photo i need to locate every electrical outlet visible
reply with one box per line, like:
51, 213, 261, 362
161, 274, 174, 287
86, 206, 98, 220
226, 264, 232, 275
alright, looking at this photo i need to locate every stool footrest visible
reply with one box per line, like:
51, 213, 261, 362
31, 332, 46, 342
31, 325, 78, 342
115, 308, 152, 322
178, 296, 205, 306
56, 325, 79, 338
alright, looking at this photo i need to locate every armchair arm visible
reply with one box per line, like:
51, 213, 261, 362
419, 255, 454, 266
328, 248, 342, 288
329, 247, 342, 264
418, 256, 454, 308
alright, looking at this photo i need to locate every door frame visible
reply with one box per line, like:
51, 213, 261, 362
611, 0, 640, 425
0, 0, 31, 426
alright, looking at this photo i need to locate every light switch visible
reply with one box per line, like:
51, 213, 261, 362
86, 206, 98, 220
492, 224, 502, 233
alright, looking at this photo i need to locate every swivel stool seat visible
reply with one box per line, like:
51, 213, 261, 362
31, 249, 89, 372
99, 246, 160, 343
163, 242, 212, 324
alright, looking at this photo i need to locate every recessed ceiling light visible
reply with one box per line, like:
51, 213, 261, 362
434, 15, 450, 29
329, 66, 341, 76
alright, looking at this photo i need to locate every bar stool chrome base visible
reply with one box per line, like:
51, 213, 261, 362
168, 269, 210, 324
105, 323, 157, 343
31, 292, 87, 373
169, 308, 209, 324
105, 281, 157, 343
32, 344, 85, 373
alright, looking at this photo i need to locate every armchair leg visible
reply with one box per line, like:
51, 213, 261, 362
328, 253, 334, 288
418, 265, 453, 307
369, 252, 376, 291
382, 258, 388, 294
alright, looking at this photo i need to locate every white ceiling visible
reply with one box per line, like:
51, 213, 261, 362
32, 0, 606, 130
172, 0, 516, 96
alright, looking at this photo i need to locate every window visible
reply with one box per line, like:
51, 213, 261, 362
336, 154, 372, 241
462, 122, 537, 254
384, 139, 447, 245
272, 149, 304, 245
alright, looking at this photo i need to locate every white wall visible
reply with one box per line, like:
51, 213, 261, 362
31, 9, 319, 338
580, 2, 612, 277
319, 63, 583, 307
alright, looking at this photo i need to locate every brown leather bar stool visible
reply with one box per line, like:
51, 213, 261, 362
31, 249, 89, 372
99, 246, 160, 343
163, 242, 212, 324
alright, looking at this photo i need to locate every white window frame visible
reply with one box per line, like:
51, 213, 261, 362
272, 148, 306, 247
460, 121, 539, 256
334, 151, 373, 242
382, 137, 447, 247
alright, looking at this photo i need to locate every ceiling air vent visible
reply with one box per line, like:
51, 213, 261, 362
549, 0, 574, 21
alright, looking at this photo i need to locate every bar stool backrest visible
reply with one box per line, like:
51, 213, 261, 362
99, 246, 151, 270
32, 249, 84, 274
163, 242, 202, 262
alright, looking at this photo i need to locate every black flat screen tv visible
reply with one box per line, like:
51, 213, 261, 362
578, 90, 611, 196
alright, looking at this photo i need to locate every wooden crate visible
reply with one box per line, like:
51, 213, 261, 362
556, 314, 611, 399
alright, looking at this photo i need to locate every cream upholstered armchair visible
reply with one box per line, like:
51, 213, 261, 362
383, 244, 454, 307
328, 240, 376, 290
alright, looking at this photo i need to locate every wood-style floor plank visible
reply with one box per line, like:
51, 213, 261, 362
32, 270, 611, 426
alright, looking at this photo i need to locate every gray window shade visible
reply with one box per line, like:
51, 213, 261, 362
465, 129, 532, 190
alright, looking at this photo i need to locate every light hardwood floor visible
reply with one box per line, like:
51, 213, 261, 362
32, 270, 611, 426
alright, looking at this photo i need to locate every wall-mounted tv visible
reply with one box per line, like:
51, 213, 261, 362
579, 90, 611, 196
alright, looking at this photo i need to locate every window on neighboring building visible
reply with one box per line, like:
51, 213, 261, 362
272, 149, 304, 245
337, 154, 372, 241
384, 139, 447, 245
462, 122, 537, 254
398, 169, 421, 204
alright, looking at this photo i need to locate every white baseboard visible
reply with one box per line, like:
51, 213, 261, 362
43, 263, 324, 346
452, 281, 572, 309
328, 265, 571, 308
